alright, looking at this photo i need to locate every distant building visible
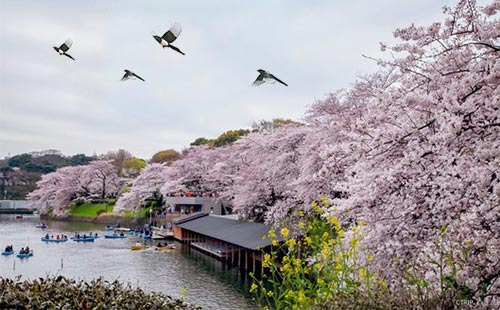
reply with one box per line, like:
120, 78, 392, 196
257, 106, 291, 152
164, 196, 232, 215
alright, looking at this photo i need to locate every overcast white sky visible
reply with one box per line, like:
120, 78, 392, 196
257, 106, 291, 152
0, 0, 464, 160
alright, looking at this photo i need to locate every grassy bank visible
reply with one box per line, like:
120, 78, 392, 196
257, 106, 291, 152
69, 202, 114, 217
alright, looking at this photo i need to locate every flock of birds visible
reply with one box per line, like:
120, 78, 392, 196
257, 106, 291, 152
53, 23, 288, 86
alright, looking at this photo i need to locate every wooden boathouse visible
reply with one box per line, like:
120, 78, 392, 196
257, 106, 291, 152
172, 212, 277, 275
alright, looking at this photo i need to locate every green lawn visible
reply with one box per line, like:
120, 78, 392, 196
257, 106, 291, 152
69, 203, 114, 217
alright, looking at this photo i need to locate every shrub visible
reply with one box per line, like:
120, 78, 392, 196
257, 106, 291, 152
0, 276, 201, 309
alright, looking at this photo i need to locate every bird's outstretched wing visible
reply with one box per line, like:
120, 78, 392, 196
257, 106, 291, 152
63, 53, 75, 60
252, 73, 265, 86
162, 23, 182, 43
131, 72, 145, 82
59, 39, 73, 52
270, 74, 288, 86
168, 44, 185, 55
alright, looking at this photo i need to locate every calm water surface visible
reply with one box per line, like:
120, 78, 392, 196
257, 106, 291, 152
0, 214, 255, 309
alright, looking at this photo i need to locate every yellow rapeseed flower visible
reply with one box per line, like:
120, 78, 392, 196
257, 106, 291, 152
358, 220, 366, 227
337, 229, 345, 238
298, 210, 304, 217
293, 258, 302, 268
272, 239, 279, 247
280, 263, 291, 273
305, 236, 312, 245
322, 231, 329, 239
263, 253, 271, 268
280, 227, 290, 238
297, 291, 306, 303
350, 237, 359, 249
268, 229, 276, 239
359, 268, 368, 280
250, 283, 258, 293
321, 196, 330, 207
286, 238, 296, 248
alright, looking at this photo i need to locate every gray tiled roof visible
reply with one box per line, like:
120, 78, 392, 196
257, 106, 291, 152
176, 215, 276, 250
171, 212, 208, 224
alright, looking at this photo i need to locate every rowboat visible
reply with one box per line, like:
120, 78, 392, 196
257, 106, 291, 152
17, 251, 33, 258
104, 226, 114, 231
15, 215, 23, 219
154, 245, 175, 251
130, 244, 149, 251
104, 234, 126, 239
72, 237, 95, 242
2, 251, 14, 256
41, 237, 68, 243
115, 228, 130, 232
35, 224, 48, 229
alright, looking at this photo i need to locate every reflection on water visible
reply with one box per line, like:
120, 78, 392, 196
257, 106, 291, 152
0, 214, 255, 309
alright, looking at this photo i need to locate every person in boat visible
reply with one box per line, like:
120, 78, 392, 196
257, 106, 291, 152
56, 235, 60, 240
119, 232, 124, 237
116, 221, 121, 228
94, 232, 98, 237
20, 247, 25, 254
4, 245, 10, 252
25, 246, 30, 253
45, 233, 49, 239
157, 242, 163, 248
51, 235, 54, 239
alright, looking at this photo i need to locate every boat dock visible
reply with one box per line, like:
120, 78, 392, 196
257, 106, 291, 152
171, 213, 280, 275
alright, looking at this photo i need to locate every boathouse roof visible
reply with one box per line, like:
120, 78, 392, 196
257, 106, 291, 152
171, 211, 209, 224
176, 214, 276, 250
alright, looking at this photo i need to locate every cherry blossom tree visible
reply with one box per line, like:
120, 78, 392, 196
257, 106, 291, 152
304, 0, 500, 301
114, 163, 170, 212
27, 160, 120, 216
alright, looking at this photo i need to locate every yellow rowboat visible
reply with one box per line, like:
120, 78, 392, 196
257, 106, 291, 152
155, 245, 175, 251
130, 245, 149, 251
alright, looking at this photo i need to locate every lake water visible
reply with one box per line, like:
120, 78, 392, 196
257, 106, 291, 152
0, 214, 256, 309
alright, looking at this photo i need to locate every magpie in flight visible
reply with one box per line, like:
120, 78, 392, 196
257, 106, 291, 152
253, 69, 288, 86
121, 70, 145, 82
153, 23, 185, 55
53, 39, 75, 60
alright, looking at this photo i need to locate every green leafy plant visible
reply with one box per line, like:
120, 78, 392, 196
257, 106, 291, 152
251, 198, 388, 309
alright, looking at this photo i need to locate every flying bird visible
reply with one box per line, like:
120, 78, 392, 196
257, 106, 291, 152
53, 39, 75, 60
252, 69, 288, 87
121, 70, 145, 82
153, 23, 185, 55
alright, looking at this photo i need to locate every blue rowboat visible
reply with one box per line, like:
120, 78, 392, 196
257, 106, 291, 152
104, 226, 114, 231
35, 224, 48, 229
141, 235, 152, 240
2, 251, 14, 256
72, 237, 95, 242
41, 237, 68, 243
17, 251, 33, 258
104, 234, 126, 239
